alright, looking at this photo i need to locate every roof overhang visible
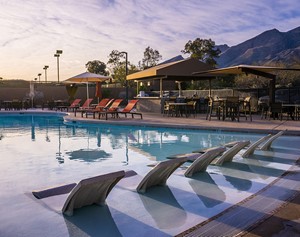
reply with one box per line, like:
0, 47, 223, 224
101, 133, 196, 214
127, 58, 214, 81
193, 65, 300, 79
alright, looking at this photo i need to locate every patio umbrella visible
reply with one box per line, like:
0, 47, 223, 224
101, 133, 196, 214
95, 82, 102, 101
63, 72, 111, 100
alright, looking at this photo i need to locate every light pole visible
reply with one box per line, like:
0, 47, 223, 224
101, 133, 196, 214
43, 65, 49, 82
118, 51, 128, 102
37, 73, 42, 83
54, 50, 63, 83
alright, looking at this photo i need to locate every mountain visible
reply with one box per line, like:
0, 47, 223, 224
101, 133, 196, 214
217, 26, 300, 67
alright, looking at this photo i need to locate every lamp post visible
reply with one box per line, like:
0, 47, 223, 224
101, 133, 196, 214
54, 50, 63, 83
118, 51, 128, 102
43, 65, 49, 82
37, 73, 42, 83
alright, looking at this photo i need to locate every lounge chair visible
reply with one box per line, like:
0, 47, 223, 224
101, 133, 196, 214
259, 130, 284, 150
184, 147, 226, 177
57, 99, 81, 112
97, 99, 123, 120
118, 158, 187, 193
212, 140, 250, 165
241, 134, 273, 158
116, 99, 143, 119
79, 98, 112, 118
74, 98, 94, 116
226, 130, 284, 158
32, 170, 125, 216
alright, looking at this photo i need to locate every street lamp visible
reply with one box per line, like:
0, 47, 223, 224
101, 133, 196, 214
43, 65, 49, 82
54, 50, 63, 83
37, 73, 42, 83
118, 51, 128, 102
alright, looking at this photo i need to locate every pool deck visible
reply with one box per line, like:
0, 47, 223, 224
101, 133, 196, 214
65, 111, 300, 236
65, 111, 300, 136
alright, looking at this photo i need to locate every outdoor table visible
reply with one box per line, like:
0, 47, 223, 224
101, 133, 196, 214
217, 97, 241, 121
168, 102, 188, 117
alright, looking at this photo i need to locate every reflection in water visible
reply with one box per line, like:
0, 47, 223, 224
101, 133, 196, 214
188, 172, 226, 208
224, 175, 252, 191
31, 116, 35, 141
66, 149, 111, 162
64, 205, 122, 237
56, 124, 64, 164
139, 186, 187, 229
220, 162, 253, 191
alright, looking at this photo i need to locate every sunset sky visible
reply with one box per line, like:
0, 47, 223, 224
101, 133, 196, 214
1, 0, 299, 81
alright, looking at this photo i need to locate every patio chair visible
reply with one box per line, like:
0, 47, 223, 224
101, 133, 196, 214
184, 147, 226, 177
212, 140, 250, 165
239, 96, 252, 121
116, 99, 143, 119
206, 96, 221, 120
57, 99, 81, 112
118, 158, 187, 193
32, 170, 125, 216
79, 98, 112, 118
74, 98, 93, 116
97, 99, 123, 120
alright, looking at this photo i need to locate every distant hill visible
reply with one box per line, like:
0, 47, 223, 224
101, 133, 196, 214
216, 26, 300, 67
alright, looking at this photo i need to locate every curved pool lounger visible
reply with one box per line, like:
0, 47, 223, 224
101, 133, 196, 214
119, 158, 187, 194
241, 134, 273, 158
32, 170, 125, 216
259, 130, 284, 151
184, 147, 226, 177
213, 141, 250, 166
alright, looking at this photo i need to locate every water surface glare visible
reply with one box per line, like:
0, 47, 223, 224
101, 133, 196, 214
0, 114, 299, 237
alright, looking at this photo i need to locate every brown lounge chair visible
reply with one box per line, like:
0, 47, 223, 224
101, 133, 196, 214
32, 171, 125, 216
97, 99, 123, 120
116, 99, 142, 119
79, 98, 113, 118
56, 99, 81, 112
74, 98, 93, 116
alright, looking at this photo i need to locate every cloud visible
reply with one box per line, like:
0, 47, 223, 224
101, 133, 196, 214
0, 0, 299, 80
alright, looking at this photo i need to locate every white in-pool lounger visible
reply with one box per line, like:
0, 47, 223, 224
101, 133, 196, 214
119, 158, 187, 194
213, 141, 250, 165
184, 146, 226, 177
259, 130, 284, 150
242, 130, 284, 157
32, 170, 125, 216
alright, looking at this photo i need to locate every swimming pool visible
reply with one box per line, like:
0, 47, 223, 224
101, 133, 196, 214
0, 113, 299, 236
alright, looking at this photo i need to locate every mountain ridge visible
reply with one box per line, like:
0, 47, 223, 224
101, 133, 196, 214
216, 26, 300, 67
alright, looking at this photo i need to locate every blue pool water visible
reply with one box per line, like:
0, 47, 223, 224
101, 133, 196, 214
0, 113, 299, 237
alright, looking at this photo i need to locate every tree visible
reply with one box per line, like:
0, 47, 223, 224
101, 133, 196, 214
107, 50, 139, 87
181, 38, 221, 67
140, 46, 162, 69
85, 60, 109, 75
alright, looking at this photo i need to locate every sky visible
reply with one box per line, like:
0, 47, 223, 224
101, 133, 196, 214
1, 0, 300, 81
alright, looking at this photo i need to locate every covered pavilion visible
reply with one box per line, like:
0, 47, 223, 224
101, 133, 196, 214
193, 65, 300, 103
126, 57, 214, 97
